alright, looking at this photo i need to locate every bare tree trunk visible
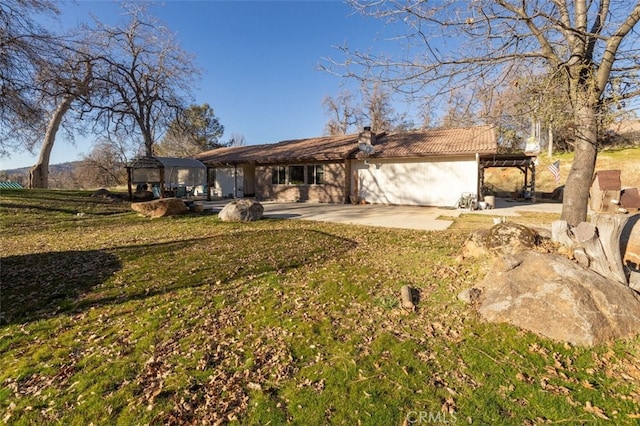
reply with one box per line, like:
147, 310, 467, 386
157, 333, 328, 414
561, 103, 598, 226
29, 95, 74, 189
142, 126, 154, 157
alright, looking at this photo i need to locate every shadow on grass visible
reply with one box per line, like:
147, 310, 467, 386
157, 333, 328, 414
1, 250, 122, 325
0, 202, 88, 216
1, 229, 358, 326
0, 202, 131, 217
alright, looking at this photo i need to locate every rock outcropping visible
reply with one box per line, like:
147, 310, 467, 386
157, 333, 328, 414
459, 221, 640, 346
475, 251, 640, 346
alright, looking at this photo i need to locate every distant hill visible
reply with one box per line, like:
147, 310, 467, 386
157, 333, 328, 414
1, 161, 83, 177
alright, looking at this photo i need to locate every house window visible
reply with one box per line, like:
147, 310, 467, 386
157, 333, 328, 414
288, 165, 305, 185
271, 166, 286, 184
307, 165, 323, 184
270, 164, 325, 185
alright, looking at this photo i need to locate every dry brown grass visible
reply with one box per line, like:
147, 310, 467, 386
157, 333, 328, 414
484, 146, 640, 194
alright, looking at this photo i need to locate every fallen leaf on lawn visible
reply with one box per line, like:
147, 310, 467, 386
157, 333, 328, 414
584, 401, 609, 419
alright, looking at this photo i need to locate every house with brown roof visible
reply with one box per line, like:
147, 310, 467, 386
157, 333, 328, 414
195, 125, 500, 207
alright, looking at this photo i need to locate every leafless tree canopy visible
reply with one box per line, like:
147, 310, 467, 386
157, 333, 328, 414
326, 0, 640, 225
331, 1, 640, 105
229, 133, 246, 147
0, 0, 59, 155
322, 85, 414, 135
89, 3, 199, 158
322, 91, 360, 135
76, 138, 128, 188
1, 2, 200, 188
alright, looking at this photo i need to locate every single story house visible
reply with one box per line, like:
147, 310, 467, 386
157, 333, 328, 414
195, 125, 528, 207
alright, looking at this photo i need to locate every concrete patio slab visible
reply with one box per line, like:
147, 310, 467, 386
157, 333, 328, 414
196, 198, 563, 231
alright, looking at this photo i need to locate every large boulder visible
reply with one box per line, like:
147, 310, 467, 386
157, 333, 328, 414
474, 251, 640, 346
131, 198, 188, 218
485, 222, 537, 253
462, 221, 537, 258
218, 199, 264, 222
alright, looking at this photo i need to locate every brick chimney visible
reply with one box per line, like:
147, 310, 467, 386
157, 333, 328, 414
358, 126, 376, 145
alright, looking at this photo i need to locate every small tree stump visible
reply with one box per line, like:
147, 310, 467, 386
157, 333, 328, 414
552, 214, 630, 285
400, 285, 415, 310
573, 221, 612, 280
593, 214, 629, 285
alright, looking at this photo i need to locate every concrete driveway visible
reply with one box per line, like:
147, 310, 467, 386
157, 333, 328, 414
199, 198, 563, 231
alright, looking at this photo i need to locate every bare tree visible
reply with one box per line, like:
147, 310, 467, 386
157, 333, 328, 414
229, 133, 246, 147
322, 91, 360, 135
440, 89, 480, 128
0, 0, 58, 157
90, 3, 198, 158
323, 86, 412, 134
75, 138, 128, 188
28, 49, 94, 188
4, 2, 197, 188
362, 83, 396, 132
1, 1, 100, 188
327, 0, 640, 225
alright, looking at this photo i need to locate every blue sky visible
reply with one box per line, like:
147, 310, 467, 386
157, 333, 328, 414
1, 0, 397, 170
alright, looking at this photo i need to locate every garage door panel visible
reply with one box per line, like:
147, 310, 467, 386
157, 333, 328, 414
356, 158, 478, 206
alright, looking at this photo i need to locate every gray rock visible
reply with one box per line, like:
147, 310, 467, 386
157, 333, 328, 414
477, 251, 640, 346
218, 199, 264, 222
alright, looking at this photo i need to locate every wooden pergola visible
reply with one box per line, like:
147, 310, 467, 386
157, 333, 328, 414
126, 156, 208, 201
126, 157, 165, 200
479, 154, 537, 199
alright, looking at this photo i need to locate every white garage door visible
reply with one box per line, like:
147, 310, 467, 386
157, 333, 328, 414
355, 157, 478, 207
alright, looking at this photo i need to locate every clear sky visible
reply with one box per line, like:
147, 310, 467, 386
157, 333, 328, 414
1, 0, 397, 170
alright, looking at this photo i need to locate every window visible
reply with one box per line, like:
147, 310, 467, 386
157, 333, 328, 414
270, 164, 325, 185
271, 166, 286, 184
307, 165, 323, 184
288, 165, 305, 185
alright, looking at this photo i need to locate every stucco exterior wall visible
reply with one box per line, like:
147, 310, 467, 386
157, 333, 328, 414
255, 162, 347, 203
212, 166, 244, 198
353, 156, 479, 207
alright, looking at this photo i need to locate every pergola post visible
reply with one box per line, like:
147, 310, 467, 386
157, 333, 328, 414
159, 166, 165, 199
127, 166, 133, 201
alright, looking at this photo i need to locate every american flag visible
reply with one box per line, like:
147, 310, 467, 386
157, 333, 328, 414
547, 160, 560, 184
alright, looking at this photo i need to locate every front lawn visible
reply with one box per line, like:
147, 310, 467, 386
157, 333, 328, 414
1, 189, 639, 424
